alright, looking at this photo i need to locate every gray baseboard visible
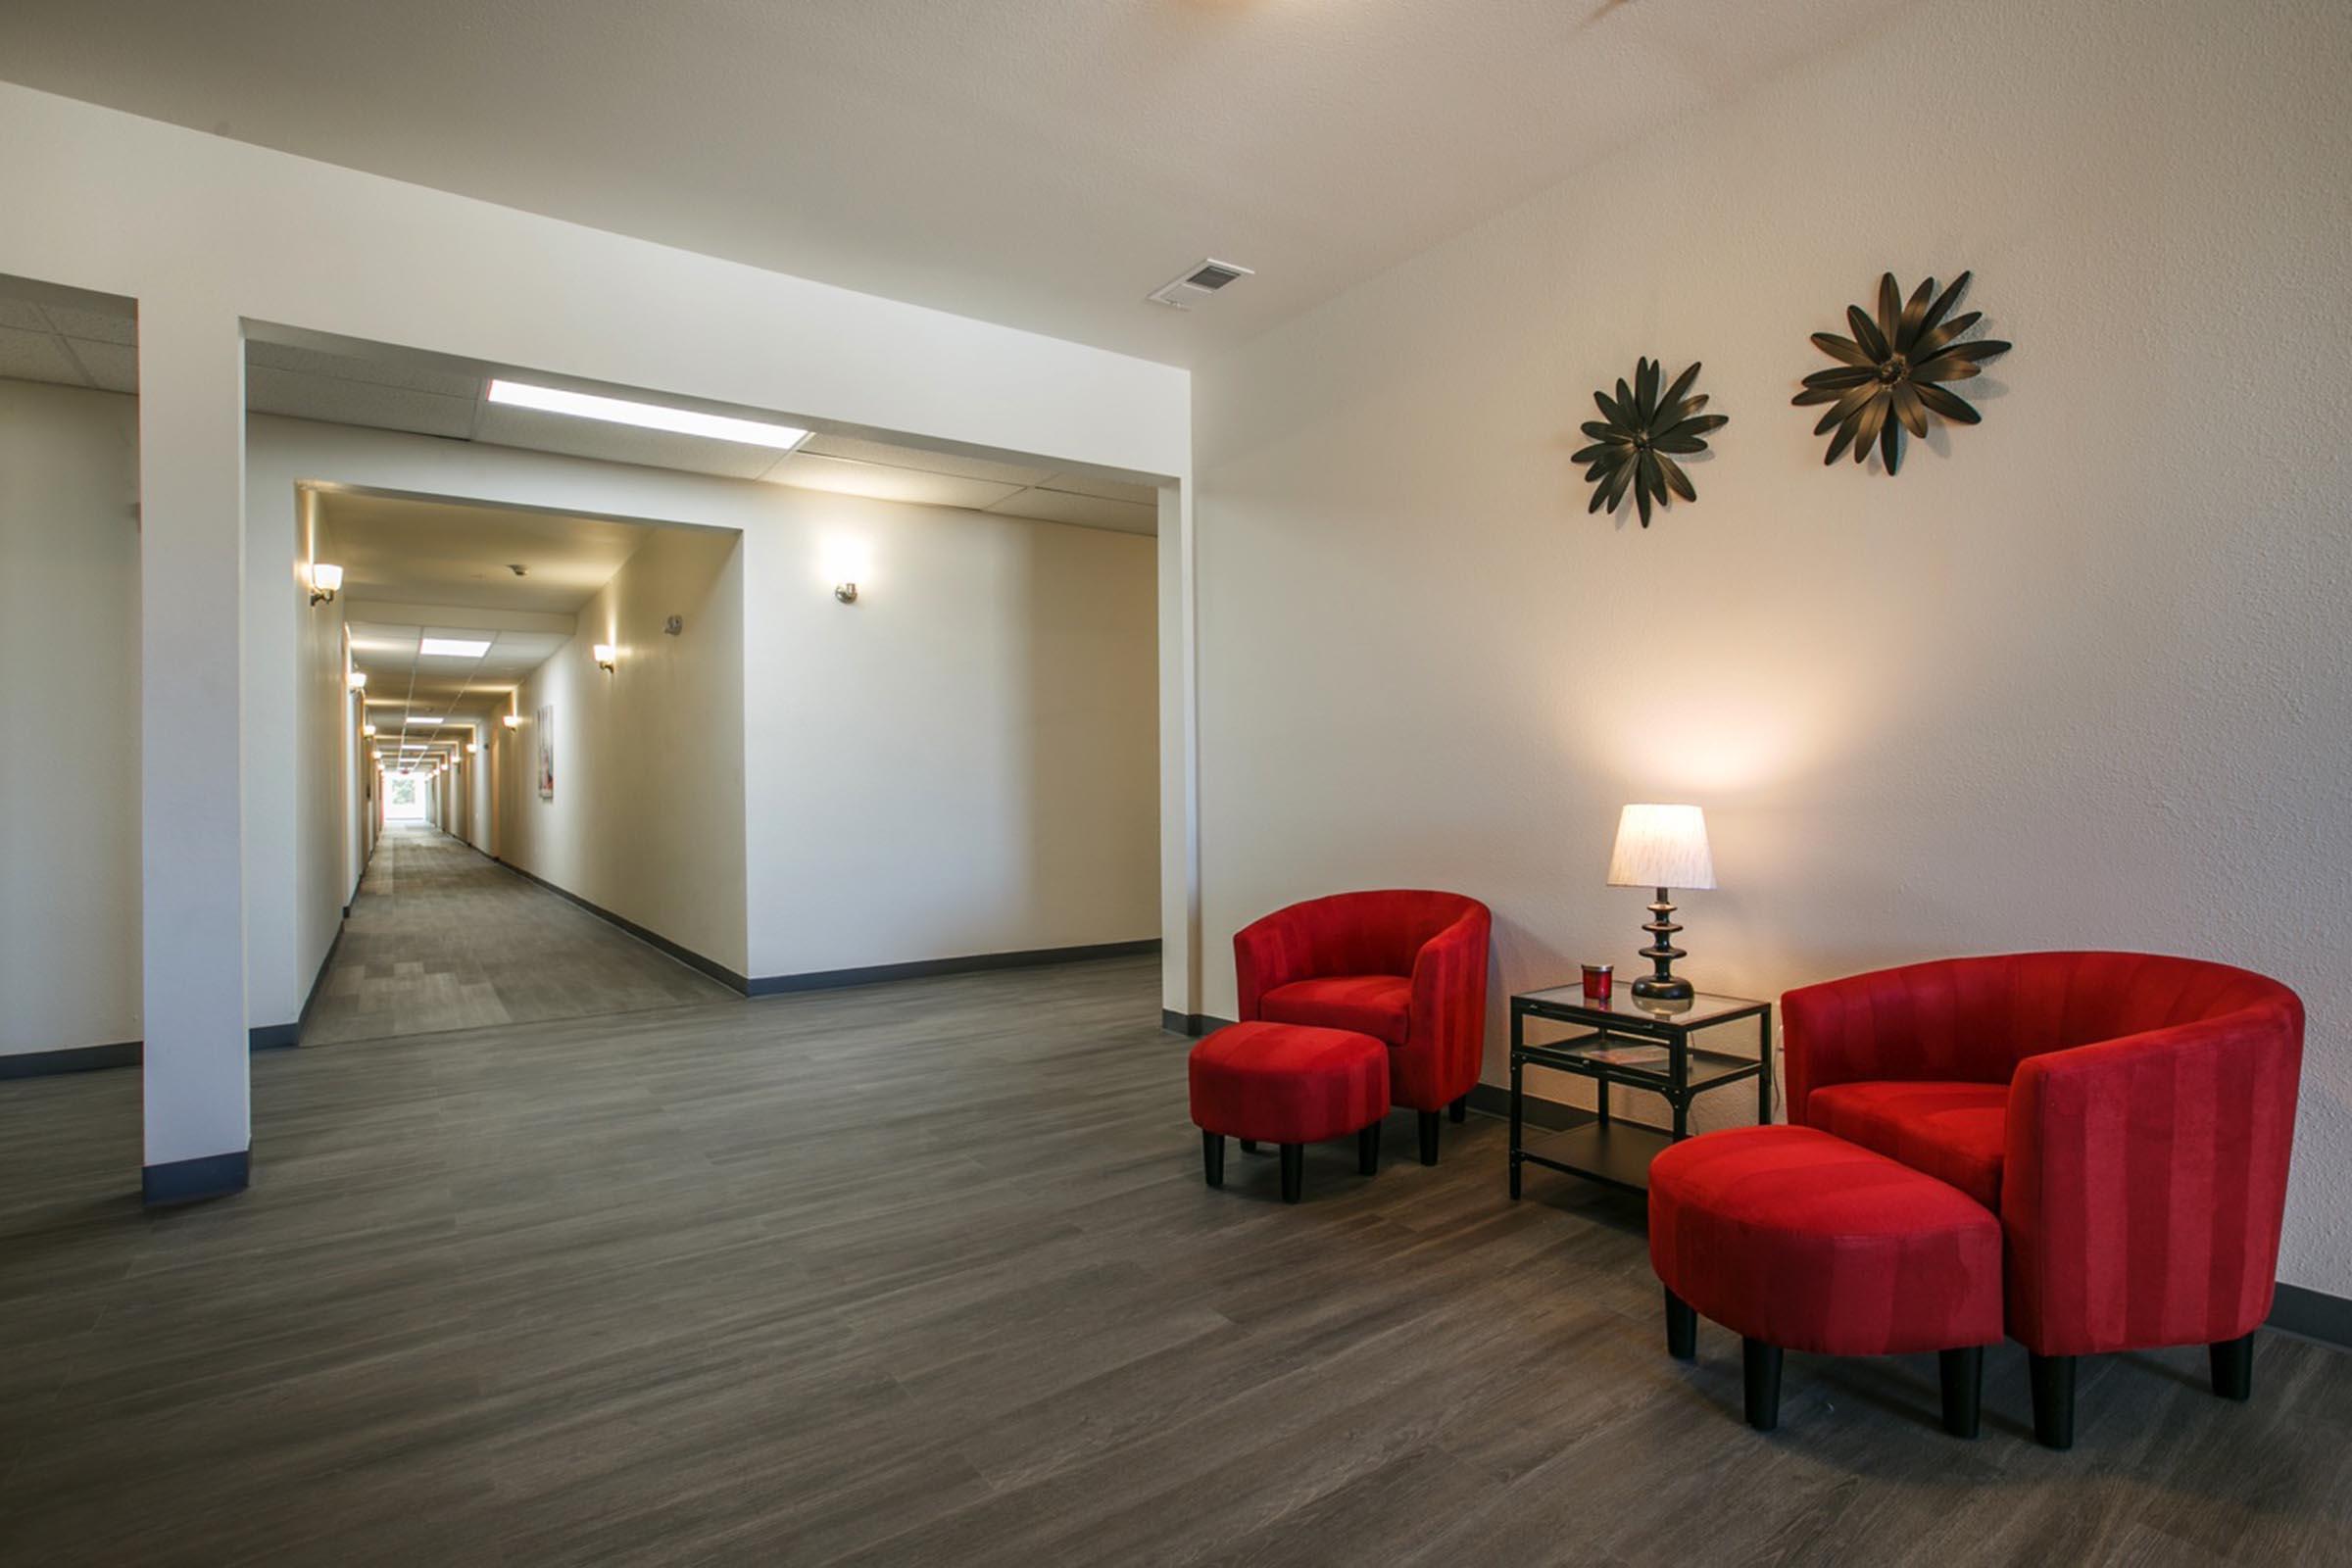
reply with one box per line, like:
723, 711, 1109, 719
0, 1040, 141, 1078
751, 940, 1161, 997
494, 856, 753, 991
2270, 1282, 2352, 1350
141, 1149, 250, 1206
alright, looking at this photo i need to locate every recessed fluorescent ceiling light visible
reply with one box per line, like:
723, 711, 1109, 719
399, 743, 427, 750
488, 379, 809, 450
417, 637, 492, 658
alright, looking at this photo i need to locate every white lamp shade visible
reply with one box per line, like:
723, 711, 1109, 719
310, 562, 343, 594
1606, 804, 1716, 890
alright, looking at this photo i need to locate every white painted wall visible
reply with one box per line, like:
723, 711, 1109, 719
0, 80, 1191, 1175
1192, 0, 2352, 1295
496, 523, 749, 974
0, 381, 140, 1056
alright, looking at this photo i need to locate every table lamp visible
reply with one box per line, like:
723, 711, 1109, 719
1606, 803, 1715, 1001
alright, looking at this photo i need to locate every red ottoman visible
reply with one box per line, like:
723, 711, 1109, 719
1648, 1125, 2003, 1435
1189, 1022, 1390, 1203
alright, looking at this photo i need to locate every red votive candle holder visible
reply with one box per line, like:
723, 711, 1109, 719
1582, 963, 1613, 1003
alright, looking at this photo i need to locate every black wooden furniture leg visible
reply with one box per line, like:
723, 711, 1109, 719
1939, 1347, 1984, 1438
1742, 1339, 1782, 1431
1417, 1110, 1441, 1166
2029, 1352, 2076, 1449
1448, 1095, 1468, 1123
1357, 1120, 1381, 1175
2211, 1334, 2254, 1400
1279, 1143, 1304, 1203
1200, 1131, 1225, 1189
1664, 1288, 1696, 1360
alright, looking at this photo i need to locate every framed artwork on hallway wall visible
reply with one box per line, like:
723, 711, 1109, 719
536, 706, 556, 800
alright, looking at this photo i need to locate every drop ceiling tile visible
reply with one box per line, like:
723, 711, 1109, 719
38, 304, 136, 345
987, 488, 1158, 534
1039, 471, 1159, 505
766, 452, 1024, 511
247, 341, 483, 399
473, 402, 778, 480
797, 432, 1056, 487
248, 367, 478, 438
66, 338, 139, 393
0, 324, 90, 387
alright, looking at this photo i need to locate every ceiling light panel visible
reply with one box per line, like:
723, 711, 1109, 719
417, 637, 492, 658
488, 379, 809, 451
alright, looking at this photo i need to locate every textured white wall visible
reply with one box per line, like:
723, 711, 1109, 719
1192, 0, 2352, 1294
497, 523, 749, 973
0, 381, 140, 1056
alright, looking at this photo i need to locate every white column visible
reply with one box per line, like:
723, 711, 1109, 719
1157, 481, 1201, 1026
138, 300, 251, 1201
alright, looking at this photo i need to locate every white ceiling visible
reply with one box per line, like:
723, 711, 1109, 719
325, 487, 649, 761
0, 281, 1161, 534
0, 0, 1908, 366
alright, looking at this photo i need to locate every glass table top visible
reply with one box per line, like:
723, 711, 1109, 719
1513, 983, 1766, 1028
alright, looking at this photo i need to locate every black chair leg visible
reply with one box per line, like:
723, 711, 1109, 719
1357, 1119, 1381, 1175
1417, 1110, 1441, 1166
1664, 1288, 1696, 1361
1239, 1139, 1257, 1152
1448, 1095, 1468, 1124
1742, 1339, 1782, 1431
1939, 1347, 1984, 1439
1200, 1131, 1225, 1190
1279, 1143, 1304, 1203
2029, 1352, 2076, 1449
2211, 1333, 2254, 1400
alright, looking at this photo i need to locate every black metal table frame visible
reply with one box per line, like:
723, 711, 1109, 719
1507, 991, 1773, 1198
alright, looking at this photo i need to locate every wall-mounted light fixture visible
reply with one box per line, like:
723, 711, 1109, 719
467, 742, 481, 755
347, 670, 368, 692
593, 643, 617, 672
308, 562, 343, 606
834, 582, 858, 605
363, 723, 376, 737
502, 713, 521, 729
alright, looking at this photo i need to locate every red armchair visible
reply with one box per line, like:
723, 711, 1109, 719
1233, 891, 1492, 1166
1784, 951, 2303, 1447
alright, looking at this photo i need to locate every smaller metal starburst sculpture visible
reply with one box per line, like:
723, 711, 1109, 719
1574, 358, 1727, 527
1795, 270, 2010, 474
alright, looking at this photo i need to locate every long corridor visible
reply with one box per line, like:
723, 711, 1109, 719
302, 823, 738, 1047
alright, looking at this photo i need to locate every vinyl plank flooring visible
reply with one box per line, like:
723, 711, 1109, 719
2, 954, 2348, 1566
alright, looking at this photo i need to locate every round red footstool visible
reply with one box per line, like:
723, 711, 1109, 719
1648, 1125, 2002, 1435
1189, 1021, 1390, 1203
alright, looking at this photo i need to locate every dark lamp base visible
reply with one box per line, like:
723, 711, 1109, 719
1631, 975, 1693, 1002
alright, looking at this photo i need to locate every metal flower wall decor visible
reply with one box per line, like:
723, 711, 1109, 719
1794, 270, 2010, 473
1574, 358, 1728, 527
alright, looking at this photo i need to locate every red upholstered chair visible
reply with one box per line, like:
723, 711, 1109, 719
1233, 891, 1491, 1166
1784, 952, 2304, 1448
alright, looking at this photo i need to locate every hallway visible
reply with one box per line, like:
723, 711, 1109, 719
301, 822, 737, 1047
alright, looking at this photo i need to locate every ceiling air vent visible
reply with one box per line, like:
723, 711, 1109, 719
1149, 258, 1254, 310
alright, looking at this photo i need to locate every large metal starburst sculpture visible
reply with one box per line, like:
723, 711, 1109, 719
1574, 358, 1727, 527
1794, 271, 2010, 473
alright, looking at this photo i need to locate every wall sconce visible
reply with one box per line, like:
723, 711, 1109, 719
347, 670, 368, 692
363, 723, 377, 737
502, 713, 521, 729
467, 742, 480, 755
593, 643, 616, 672
834, 582, 858, 605
308, 562, 344, 606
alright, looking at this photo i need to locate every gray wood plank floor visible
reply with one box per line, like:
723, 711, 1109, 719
303, 823, 738, 1048
2, 955, 2347, 1565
